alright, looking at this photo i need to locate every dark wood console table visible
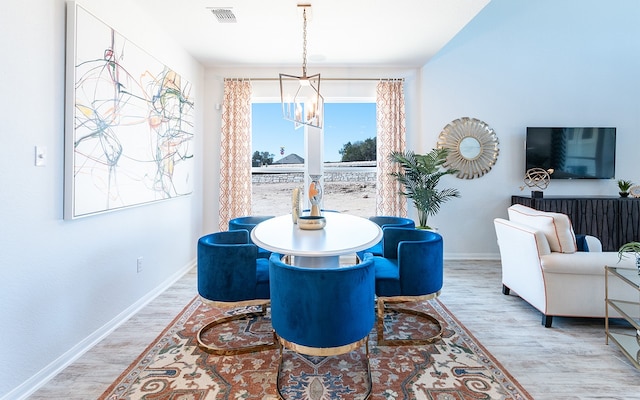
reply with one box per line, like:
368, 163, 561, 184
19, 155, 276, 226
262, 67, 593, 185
511, 195, 640, 251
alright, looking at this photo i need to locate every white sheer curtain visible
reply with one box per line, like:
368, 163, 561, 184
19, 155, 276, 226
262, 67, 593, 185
376, 80, 407, 217
218, 80, 252, 231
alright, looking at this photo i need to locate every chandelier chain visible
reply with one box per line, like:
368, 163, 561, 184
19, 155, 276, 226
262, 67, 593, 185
302, 8, 308, 77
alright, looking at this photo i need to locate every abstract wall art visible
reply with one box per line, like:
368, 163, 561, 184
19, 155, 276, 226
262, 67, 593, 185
64, 2, 194, 219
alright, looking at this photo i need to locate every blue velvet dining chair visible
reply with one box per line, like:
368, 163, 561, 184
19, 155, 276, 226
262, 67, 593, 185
356, 216, 415, 259
269, 253, 375, 399
228, 215, 274, 258
372, 227, 444, 346
196, 230, 277, 355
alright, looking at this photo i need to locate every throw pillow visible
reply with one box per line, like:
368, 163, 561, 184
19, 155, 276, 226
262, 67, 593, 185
508, 204, 577, 253
575, 234, 590, 252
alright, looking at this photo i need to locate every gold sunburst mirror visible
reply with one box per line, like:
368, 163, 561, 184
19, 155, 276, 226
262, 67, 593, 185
437, 117, 499, 179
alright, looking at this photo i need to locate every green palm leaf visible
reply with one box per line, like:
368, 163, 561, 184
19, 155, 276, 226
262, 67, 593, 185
389, 148, 460, 228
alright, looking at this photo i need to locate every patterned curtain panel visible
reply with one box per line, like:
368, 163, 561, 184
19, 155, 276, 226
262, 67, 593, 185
218, 80, 252, 231
376, 80, 407, 217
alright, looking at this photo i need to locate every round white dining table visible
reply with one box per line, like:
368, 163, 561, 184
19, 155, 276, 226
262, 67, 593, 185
251, 212, 383, 268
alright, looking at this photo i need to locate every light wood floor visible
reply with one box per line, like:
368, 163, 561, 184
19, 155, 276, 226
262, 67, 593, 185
29, 260, 640, 399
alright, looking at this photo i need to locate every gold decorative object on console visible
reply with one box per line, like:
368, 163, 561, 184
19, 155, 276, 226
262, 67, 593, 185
520, 167, 553, 198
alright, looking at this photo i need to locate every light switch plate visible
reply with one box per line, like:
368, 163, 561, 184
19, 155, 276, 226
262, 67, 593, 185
35, 146, 46, 167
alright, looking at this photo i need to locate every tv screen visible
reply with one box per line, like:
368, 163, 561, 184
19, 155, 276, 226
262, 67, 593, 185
525, 127, 616, 179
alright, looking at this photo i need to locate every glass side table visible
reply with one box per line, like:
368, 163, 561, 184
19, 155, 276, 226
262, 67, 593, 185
605, 266, 640, 369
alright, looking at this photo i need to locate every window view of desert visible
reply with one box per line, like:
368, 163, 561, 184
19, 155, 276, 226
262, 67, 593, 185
252, 179, 376, 218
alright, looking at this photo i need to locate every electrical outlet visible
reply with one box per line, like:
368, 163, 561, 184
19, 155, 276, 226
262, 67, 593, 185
137, 257, 143, 273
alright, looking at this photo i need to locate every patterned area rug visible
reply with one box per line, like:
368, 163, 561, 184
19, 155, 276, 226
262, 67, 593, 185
99, 297, 532, 400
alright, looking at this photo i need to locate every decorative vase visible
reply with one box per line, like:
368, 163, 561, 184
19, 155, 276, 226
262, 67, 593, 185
620, 191, 629, 198
308, 175, 323, 217
292, 187, 302, 224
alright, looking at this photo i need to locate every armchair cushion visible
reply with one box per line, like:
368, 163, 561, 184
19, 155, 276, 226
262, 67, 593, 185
372, 256, 399, 295
541, 251, 623, 275
508, 204, 577, 253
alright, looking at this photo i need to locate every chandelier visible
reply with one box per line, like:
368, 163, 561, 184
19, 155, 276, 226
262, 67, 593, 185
279, 4, 323, 129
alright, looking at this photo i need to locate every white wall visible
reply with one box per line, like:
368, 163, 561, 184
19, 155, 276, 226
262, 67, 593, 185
0, 0, 204, 397
419, 0, 640, 258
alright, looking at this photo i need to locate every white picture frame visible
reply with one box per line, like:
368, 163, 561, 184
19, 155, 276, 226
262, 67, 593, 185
64, 2, 194, 219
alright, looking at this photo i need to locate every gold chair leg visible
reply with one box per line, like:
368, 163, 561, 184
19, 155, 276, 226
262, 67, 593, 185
197, 304, 278, 355
275, 339, 286, 400
376, 298, 443, 346
363, 339, 372, 400
275, 334, 372, 400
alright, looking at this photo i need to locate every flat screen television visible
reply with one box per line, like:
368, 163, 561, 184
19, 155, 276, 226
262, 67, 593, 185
525, 127, 616, 179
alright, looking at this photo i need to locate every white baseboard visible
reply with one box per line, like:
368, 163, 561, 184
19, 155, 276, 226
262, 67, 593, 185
2, 261, 195, 400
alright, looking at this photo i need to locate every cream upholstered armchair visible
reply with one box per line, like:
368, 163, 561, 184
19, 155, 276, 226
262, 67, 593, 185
494, 204, 637, 327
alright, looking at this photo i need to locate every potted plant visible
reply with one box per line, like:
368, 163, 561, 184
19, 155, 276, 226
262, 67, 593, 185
617, 179, 633, 197
389, 148, 460, 229
618, 242, 640, 274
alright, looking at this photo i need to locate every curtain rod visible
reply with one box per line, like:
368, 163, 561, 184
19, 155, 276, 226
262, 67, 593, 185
223, 77, 404, 82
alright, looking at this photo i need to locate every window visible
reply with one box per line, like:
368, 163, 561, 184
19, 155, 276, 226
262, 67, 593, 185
251, 102, 376, 217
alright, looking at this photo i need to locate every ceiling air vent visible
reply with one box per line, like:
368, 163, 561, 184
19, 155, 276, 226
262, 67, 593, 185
210, 8, 237, 23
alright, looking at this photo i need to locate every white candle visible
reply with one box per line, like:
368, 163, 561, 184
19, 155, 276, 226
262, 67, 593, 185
295, 103, 302, 121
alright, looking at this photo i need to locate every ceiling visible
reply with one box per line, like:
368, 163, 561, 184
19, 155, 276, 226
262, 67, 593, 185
129, 0, 490, 68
